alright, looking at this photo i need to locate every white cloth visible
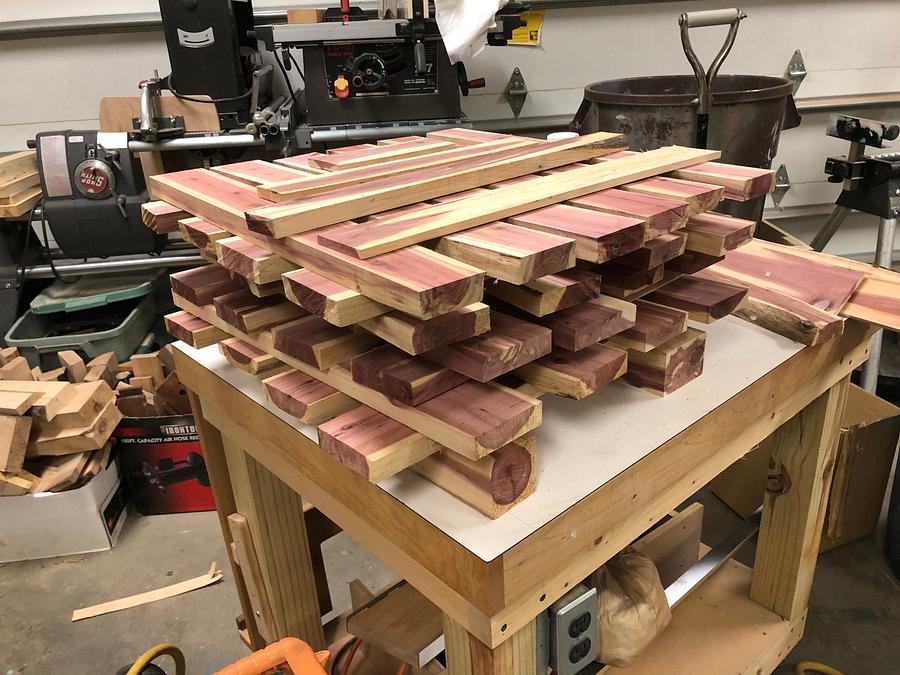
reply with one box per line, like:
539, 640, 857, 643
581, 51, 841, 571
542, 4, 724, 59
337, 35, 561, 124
434, 0, 505, 64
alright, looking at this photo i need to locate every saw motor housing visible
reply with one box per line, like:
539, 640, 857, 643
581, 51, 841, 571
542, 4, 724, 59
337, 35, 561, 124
34, 130, 166, 258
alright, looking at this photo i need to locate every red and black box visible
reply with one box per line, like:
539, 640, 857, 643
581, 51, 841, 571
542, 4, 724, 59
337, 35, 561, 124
115, 414, 216, 515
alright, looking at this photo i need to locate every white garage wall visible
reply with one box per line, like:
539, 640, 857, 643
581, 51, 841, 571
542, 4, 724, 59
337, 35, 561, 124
1, 0, 898, 258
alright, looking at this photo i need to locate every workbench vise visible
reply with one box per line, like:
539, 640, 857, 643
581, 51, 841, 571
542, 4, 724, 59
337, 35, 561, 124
824, 113, 900, 219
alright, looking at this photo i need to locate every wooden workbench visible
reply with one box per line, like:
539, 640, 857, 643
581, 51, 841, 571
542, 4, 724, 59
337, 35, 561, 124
172, 315, 873, 674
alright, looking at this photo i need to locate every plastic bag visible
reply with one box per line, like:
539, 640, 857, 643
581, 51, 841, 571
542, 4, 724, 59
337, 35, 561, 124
434, 0, 505, 64
588, 547, 672, 667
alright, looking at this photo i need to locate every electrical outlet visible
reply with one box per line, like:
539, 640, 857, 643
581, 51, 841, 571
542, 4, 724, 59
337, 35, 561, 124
548, 584, 598, 674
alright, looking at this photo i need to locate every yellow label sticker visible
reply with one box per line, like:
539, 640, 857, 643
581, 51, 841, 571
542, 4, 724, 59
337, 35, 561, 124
509, 10, 545, 47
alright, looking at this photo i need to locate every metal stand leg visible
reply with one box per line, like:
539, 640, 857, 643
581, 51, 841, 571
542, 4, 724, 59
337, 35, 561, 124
810, 205, 852, 252
860, 216, 897, 392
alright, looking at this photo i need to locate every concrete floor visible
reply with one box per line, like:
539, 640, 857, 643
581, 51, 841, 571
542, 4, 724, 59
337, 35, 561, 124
1, 490, 898, 675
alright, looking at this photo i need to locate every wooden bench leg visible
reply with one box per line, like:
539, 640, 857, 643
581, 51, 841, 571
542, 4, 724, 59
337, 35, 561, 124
223, 437, 327, 649
188, 391, 266, 651
750, 376, 850, 620
443, 615, 537, 675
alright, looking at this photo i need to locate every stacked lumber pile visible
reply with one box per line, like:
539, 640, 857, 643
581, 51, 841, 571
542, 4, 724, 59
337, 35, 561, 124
0, 151, 42, 219
0, 347, 121, 495
143, 129, 782, 518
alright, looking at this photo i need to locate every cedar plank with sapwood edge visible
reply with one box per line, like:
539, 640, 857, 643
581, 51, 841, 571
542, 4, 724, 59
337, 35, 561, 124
149, 170, 485, 319
683, 212, 756, 256
696, 270, 845, 346
281, 268, 389, 326
317, 405, 443, 482
411, 437, 537, 519
601, 267, 684, 302
213, 289, 305, 334
357, 303, 491, 356
666, 250, 725, 275
707, 239, 864, 314
165, 311, 229, 348
843, 276, 900, 331
141, 201, 188, 234
291, 145, 718, 255
311, 146, 723, 258
670, 162, 776, 201
245, 132, 629, 236
179, 218, 228, 251
216, 236, 297, 285
620, 175, 725, 214
435, 222, 576, 284
594, 262, 664, 294
210, 160, 313, 186
307, 138, 456, 171
623, 327, 707, 396
317, 402, 537, 517
608, 300, 689, 353
508, 204, 646, 263
257, 137, 534, 201
425, 312, 552, 382
615, 232, 687, 270
173, 293, 541, 460
350, 345, 468, 406
716, 238, 900, 331
170, 265, 243, 306
569, 187, 690, 239
485, 269, 603, 317
262, 369, 357, 426
515, 343, 627, 400
219, 338, 286, 375
503, 297, 636, 352
644, 274, 749, 323
271, 315, 379, 370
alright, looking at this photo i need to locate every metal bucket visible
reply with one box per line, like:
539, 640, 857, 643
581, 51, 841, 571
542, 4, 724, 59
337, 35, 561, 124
571, 74, 800, 220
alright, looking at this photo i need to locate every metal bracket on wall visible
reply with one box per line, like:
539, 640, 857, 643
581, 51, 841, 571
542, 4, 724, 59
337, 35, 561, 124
505, 67, 528, 120
784, 50, 807, 95
771, 164, 791, 208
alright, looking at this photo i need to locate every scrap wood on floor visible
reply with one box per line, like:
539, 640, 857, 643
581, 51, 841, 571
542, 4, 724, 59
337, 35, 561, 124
141, 128, 900, 521
71, 562, 223, 621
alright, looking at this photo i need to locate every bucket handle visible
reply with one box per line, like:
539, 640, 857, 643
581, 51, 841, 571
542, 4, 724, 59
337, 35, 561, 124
678, 8, 748, 148
570, 97, 592, 133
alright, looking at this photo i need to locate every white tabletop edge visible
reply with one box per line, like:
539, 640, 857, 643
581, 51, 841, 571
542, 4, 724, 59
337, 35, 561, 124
173, 315, 804, 562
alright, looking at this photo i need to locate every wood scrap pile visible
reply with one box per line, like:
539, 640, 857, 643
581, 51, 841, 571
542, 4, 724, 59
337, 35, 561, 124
0, 151, 42, 219
138, 128, 895, 519
114, 347, 193, 417
0, 345, 193, 496
0, 347, 121, 495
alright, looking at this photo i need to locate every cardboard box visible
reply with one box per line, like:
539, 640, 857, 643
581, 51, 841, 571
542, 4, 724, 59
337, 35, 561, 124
0, 459, 128, 562
115, 414, 216, 515
822, 385, 900, 550
712, 385, 900, 552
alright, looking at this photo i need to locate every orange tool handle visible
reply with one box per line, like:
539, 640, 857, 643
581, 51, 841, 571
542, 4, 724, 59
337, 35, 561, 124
214, 637, 329, 675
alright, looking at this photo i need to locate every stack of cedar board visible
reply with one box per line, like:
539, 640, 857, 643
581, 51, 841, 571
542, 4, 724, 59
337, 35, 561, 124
0, 347, 121, 495
0, 151, 42, 219
140, 129, 787, 519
